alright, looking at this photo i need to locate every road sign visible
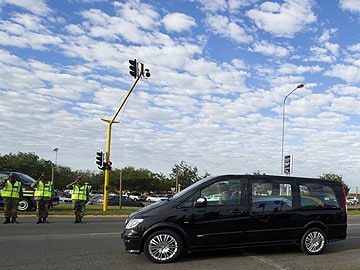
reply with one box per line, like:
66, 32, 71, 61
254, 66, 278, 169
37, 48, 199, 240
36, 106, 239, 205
284, 155, 293, 175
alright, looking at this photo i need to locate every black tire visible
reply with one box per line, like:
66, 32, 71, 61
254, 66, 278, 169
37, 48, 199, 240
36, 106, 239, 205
17, 198, 32, 211
300, 228, 327, 255
144, 230, 183, 263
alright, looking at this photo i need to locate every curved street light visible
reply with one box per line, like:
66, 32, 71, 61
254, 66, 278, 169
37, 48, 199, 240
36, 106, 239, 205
52, 147, 59, 182
53, 147, 59, 167
281, 84, 304, 175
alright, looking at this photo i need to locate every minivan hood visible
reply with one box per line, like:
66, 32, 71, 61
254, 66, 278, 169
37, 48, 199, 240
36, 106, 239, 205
128, 199, 167, 219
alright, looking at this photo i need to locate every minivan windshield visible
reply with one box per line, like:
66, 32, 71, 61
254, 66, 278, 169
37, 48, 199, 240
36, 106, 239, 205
13, 172, 36, 186
171, 176, 214, 200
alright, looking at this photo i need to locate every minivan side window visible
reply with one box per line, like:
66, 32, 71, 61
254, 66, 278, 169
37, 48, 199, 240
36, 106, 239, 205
177, 195, 194, 208
251, 181, 293, 213
300, 183, 340, 209
200, 179, 242, 206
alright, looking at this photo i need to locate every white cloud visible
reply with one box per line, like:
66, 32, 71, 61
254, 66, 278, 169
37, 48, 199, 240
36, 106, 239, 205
0, 0, 50, 16
162, 13, 196, 32
0, 13, 62, 50
246, 0, 316, 38
325, 64, 360, 83
249, 40, 290, 57
205, 14, 252, 43
340, 0, 360, 13
330, 96, 360, 114
277, 63, 323, 75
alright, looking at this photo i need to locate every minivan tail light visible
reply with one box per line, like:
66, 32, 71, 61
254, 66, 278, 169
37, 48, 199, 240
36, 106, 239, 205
342, 185, 347, 214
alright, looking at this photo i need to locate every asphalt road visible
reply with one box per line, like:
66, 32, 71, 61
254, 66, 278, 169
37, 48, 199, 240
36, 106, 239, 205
1, 216, 360, 270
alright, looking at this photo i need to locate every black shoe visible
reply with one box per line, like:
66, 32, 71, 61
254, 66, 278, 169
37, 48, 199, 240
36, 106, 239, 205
79, 218, 83, 223
3, 218, 10, 224
11, 218, 18, 224
43, 218, 49, 223
74, 219, 79, 224
36, 218, 43, 224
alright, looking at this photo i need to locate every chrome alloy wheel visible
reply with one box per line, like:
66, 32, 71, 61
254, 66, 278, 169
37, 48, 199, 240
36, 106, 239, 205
304, 230, 325, 253
148, 233, 179, 262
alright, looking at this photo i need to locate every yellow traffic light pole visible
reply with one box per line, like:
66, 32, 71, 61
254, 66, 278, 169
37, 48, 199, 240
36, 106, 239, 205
100, 62, 146, 211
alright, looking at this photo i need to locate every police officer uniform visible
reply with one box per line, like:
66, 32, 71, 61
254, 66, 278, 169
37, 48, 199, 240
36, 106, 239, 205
31, 173, 53, 224
67, 177, 90, 223
0, 173, 23, 224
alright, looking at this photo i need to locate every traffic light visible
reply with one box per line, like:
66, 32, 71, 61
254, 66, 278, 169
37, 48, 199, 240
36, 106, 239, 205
129, 59, 138, 78
96, 151, 104, 170
105, 161, 112, 170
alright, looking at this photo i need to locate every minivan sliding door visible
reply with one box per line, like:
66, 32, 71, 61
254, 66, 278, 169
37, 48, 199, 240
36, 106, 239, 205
248, 178, 298, 245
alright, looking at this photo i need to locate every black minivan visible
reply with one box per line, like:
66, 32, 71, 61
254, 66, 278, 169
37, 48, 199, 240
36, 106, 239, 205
121, 175, 347, 263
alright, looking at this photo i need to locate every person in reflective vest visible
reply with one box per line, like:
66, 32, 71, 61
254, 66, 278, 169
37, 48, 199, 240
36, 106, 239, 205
0, 173, 23, 224
31, 172, 53, 224
67, 176, 90, 223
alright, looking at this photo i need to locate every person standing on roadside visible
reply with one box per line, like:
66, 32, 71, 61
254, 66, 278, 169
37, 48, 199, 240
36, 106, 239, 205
31, 172, 53, 224
67, 176, 90, 223
0, 173, 23, 224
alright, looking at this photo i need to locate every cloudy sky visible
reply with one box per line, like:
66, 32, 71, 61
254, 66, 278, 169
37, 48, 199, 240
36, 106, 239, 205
1, 0, 359, 188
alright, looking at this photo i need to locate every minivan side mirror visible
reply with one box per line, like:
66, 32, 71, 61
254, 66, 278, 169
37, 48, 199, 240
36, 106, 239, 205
195, 197, 207, 207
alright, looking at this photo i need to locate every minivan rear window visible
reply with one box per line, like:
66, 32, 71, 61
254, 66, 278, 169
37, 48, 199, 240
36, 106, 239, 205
300, 183, 339, 209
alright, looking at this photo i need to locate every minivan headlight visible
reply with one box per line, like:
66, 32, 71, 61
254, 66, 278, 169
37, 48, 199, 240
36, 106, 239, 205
125, 218, 143, 229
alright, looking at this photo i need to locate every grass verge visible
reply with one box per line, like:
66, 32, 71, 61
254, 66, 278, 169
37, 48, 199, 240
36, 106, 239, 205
12, 204, 140, 216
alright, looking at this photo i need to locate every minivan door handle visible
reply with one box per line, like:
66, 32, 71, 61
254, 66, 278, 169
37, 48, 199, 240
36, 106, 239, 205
230, 209, 245, 215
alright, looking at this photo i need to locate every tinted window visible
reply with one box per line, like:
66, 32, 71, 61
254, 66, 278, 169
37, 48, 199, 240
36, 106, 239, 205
0, 171, 36, 186
251, 181, 293, 213
200, 178, 242, 206
177, 195, 194, 208
0, 171, 9, 181
13, 172, 36, 186
300, 183, 339, 209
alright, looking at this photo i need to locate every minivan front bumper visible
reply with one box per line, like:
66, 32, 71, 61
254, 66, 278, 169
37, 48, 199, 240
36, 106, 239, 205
121, 230, 142, 254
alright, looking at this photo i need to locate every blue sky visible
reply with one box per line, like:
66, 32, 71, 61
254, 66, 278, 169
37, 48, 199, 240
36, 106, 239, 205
0, 0, 359, 189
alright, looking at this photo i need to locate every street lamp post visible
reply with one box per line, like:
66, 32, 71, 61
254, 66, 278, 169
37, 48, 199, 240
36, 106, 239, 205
52, 147, 59, 182
281, 84, 304, 175
53, 147, 59, 167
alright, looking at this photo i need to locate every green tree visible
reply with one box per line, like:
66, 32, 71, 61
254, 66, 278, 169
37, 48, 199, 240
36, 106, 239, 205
169, 160, 210, 190
319, 173, 350, 195
0, 152, 53, 179
109, 167, 172, 194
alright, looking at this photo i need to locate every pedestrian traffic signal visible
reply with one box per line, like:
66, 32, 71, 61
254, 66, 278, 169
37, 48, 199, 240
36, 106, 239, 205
96, 151, 104, 170
105, 161, 112, 170
129, 59, 138, 78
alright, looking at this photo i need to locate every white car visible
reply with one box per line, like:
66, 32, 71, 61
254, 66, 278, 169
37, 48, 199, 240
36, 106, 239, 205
128, 192, 142, 201
145, 194, 169, 203
59, 196, 72, 204
347, 196, 359, 205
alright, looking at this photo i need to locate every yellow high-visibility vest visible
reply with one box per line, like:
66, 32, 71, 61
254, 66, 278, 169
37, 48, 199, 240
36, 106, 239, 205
71, 185, 88, 201
1, 180, 21, 198
34, 181, 53, 198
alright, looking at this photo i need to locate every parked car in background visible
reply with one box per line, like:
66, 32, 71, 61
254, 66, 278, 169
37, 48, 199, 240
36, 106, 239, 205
145, 194, 169, 203
0, 169, 59, 211
128, 192, 146, 201
347, 196, 358, 205
59, 196, 72, 204
87, 194, 144, 207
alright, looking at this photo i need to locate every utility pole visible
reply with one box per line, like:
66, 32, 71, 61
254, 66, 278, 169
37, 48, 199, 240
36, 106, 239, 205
100, 59, 150, 211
